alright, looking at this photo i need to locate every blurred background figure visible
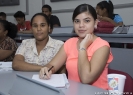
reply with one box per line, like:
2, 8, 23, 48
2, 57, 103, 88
14, 11, 32, 33
96, 0, 124, 48
0, 12, 6, 20
0, 20, 17, 61
96, 0, 123, 26
42, 4, 61, 33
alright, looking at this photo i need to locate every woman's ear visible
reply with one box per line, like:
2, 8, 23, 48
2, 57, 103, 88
4, 30, 8, 36
48, 26, 51, 33
48, 26, 53, 33
94, 19, 98, 29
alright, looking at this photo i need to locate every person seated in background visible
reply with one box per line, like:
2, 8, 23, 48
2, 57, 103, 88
0, 20, 18, 61
39, 4, 113, 90
96, 0, 124, 48
0, 12, 6, 20
42, 4, 61, 33
12, 13, 64, 72
96, 0, 123, 26
14, 11, 32, 33
0, 12, 18, 39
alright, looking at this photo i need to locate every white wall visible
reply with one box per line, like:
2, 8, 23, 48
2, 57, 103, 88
0, 0, 133, 26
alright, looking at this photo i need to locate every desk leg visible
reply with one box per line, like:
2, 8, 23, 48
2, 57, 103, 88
124, 43, 127, 48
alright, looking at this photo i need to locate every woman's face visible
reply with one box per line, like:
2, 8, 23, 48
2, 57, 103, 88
96, 6, 104, 16
31, 15, 50, 41
73, 12, 97, 38
16, 17, 25, 25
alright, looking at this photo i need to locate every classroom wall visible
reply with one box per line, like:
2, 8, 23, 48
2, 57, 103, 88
0, 0, 133, 26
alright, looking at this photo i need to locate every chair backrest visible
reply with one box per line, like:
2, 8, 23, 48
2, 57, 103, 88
109, 48, 133, 78
108, 68, 133, 94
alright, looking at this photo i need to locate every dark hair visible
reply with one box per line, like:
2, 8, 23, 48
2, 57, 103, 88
0, 20, 17, 39
97, 0, 114, 19
42, 4, 52, 12
72, 4, 97, 22
30, 13, 50, 26
14, 11, 25, 20
0, 12, 6, 18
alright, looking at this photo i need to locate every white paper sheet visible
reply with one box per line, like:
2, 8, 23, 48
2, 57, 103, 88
32, 74, 69, 88
0, 62, 12, 71
128, 26, 133, 33
0, 62, 12, 67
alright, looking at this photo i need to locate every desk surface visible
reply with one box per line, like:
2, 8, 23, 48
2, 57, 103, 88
16, 33, 133, 37
0, 71, 107, 95
15, 33, 133, 44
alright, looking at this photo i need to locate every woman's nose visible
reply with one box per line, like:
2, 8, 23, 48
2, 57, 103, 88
37, 26, 41, 30
79, 21, 84, 28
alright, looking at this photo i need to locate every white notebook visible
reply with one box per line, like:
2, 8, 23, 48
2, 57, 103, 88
0, 62, 12, 67
0, 62, 12, 71
128, 26, 133, 33
32, 74, 69, 88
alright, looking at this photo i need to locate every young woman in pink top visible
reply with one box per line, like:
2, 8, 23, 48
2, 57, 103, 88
39, 4, 113, 90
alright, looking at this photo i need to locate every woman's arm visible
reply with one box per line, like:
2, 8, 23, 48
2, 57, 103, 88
0, 50, 14, 60
99, 16, 123, 26
39, 45, 67, 79
12, 39, 43, 71
78, 46, 110, 84
46, 45, 67, 73
12, 54, 47, 71
107, 18, 123, 26
56, 65, 66, 74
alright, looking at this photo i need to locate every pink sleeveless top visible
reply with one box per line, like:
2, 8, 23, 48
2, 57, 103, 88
64, 37, 113, 90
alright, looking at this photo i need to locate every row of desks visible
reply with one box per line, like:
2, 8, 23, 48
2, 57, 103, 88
15, 33, 133, 44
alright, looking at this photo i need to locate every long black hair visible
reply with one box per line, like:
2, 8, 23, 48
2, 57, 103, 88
97, 0, 114, 19
0, 20, 17, 39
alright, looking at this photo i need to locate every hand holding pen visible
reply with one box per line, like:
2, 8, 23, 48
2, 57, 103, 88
39, 66, 54, 80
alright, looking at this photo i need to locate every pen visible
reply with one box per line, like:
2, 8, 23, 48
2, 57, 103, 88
44, 66, 54, 75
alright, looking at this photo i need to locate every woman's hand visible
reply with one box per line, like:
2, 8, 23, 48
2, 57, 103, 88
79, 34, 93, 49
39, 67, 52, 80
97, 15, 102, 20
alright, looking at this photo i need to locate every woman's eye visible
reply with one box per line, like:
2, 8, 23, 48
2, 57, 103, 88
33, 25, 37, 27
74, 20, 79, 23
41, 24, 45, 27
85, 20, 90, 23
41, 24, 46, 27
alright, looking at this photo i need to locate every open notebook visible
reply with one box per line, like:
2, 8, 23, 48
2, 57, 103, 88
32, 74, 69, 88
